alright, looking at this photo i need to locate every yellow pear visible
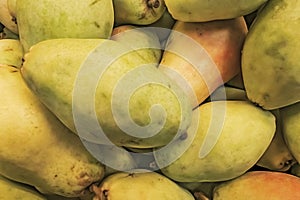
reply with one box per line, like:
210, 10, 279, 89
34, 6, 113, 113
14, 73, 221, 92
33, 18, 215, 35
0, 65, 105, 197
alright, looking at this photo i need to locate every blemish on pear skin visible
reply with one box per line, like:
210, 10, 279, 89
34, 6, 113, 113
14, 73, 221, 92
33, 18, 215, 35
90, 0, 101, 6
94, 22, 100, 28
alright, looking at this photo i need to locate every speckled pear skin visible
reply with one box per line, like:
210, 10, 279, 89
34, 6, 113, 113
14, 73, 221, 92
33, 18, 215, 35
16, 0, 114, 52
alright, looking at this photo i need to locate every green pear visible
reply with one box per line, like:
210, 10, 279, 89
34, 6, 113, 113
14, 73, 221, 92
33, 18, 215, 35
164, 0, 267, 22
16, 0, 114, 52
154, 101, 275, 182
21, 38, 193, 148
0, 175, 46, 200
113, 0, 166, 25
280, 102, 300, 162
91, 170, 195, 199
241, 0, 300, 110
0, 65, 105, 197
0, 39, 23, 68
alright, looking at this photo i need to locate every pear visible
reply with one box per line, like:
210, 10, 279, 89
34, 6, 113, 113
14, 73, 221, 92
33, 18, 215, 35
0, 175, 46, 200
158, 17, 248, 108
280, 102, 300, 162
241, 0, 300, 110
164, 0, 267, 22
0, 65, 105, 197
16, 0, 114, 52
113, 0, 166, 25
256, 110, 297, 171
91, 170, 195, 200
213, 171, 300, 200
154, 101, 275, 182
21, 38, 193, 148
0, 39, 23, 68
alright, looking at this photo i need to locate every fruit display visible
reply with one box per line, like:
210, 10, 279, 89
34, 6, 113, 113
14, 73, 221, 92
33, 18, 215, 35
0, 0, 299, 199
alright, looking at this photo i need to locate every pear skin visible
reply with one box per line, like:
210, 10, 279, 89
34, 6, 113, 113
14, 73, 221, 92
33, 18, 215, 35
241, 0, 300, 109
159, 17, 248, 108
0, 39, 23, 68
113, 0, 166, 25
92, 170, 195, 200
111, 25, 162, 63
256, 110, 297, 171
213, 171, 300, 200
164, 0, 267, 22
280, 102, 300, 162
0, 175, 46, 200
16, 0, 114, 52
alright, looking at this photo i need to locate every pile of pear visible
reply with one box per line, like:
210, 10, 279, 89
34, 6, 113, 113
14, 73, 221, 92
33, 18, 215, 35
0, 0, 299, 199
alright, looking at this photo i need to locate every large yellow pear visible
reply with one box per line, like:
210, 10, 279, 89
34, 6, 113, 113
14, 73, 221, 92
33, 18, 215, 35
0, 65, 105, 197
